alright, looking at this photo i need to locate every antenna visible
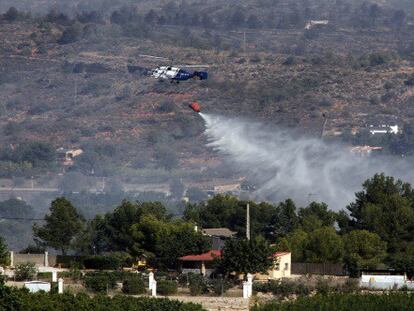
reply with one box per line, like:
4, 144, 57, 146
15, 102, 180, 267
246, 203, 250, 240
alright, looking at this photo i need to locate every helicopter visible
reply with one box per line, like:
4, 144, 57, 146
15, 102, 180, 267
151, 66, 208, 83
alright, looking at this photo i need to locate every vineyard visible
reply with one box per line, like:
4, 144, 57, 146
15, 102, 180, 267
252, 293, 414, 311
0, 284, 204, 311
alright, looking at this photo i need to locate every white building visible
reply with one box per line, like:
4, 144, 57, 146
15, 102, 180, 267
256, 252, 292, 280
305, 20, 329, 30
369, 125, 399, 135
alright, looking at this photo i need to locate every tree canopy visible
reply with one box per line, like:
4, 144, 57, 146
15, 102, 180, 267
218, 237, 274, 275
33, 197, 84, 255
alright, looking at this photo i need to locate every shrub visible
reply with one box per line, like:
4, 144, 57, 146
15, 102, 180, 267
122, 275, 146, 295
209, 278, 232, 295
188, 274, 208, 296
342, 278, 360, 293
84, 272, 117, 292
157, 280, 178, 296
14, 263, 37, 281
36, 272, 52, 281
316, 278, 331, 295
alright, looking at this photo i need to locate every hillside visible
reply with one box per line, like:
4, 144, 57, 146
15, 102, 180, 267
0, 0, 413, 182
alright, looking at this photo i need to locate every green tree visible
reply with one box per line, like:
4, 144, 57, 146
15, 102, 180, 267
3, 7, 19, 22
57, 24, 81, 44
267, 199, 299, 239
218, 237, 274, 275
346, 174, 414, 253
343, 230, 386, 276
305, 227, 344, 263
278, 229, 308, 262
0, 236, 9, 266
14, 142, 56, 168
14, 263, 37, 281
33, 197, 84, 255
299, 202, 336, 232
130, 215, 210, 269
184, 195, 277, 238
97, 200, 168, 253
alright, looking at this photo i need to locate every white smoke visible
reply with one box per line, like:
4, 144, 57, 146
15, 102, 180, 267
200, 113, 414, 210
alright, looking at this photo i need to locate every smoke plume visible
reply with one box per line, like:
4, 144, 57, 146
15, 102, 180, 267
201, 113, 414, 210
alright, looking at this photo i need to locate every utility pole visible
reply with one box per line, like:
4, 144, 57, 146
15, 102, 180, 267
246, 203, 250, 240
321, 113, 328, 138
74, 78, 77, 105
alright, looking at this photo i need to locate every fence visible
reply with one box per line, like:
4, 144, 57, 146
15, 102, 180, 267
291, 262, 347, 276
10, 252, 57, 267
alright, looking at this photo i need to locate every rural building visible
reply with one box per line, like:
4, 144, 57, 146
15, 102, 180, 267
350, 145, 383, 156
256, 252, 292, 280
359, 270, 411, 289
180, 251, 291, 279
368, 124, 399, 135
305, 20, 329, 30
56, 147, 83, 166
180, 250, 221, 277
24, 281, 51, 293
202, 228, 237, 250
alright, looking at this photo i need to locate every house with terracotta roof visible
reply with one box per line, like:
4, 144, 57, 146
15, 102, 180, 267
179, 250, 292, 279
180, 250, 221, 277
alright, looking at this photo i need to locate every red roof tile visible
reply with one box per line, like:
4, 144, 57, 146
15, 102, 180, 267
273, 252, 290, 257
180, 250, 222, 261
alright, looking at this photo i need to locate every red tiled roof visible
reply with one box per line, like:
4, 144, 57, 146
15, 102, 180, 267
180, 250, 222, 261
273, 252, 290, 257
180, 250, 290, 261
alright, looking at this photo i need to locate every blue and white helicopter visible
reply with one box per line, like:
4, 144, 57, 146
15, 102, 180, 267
151, 66, 208, 83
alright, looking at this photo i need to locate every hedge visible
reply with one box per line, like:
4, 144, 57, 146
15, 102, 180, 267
252, 293, 414, 311
84, 272, 118, 292
157, 280, 178, 296
122, 275, 147, 295
0, 286, 205, 311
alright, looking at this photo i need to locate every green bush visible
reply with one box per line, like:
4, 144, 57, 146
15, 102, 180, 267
14, 263, 37, 281
83, 255, 122, 270
188, 274, 208, 296
122, 275, 146, 295
209, 278, 232, 296
84, 272, 117, 292
36, 272, 52, 281
157, 280, 178, 296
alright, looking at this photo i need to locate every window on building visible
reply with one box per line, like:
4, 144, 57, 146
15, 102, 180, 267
284, 263, 289, 270
274, 258, 280, 271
